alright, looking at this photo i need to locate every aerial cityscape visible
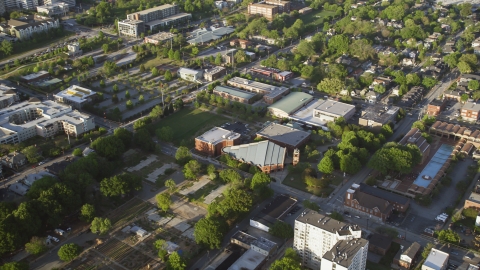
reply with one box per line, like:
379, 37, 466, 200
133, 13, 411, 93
0, 0, 479, 269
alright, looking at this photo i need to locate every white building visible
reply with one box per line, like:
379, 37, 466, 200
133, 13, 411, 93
312, 99, 356, 122
294, 211, 368, 270
0, 84, 19, 109
177, 67, 203, 82
12, 18, 60, 40
54, 85, 97, 109
0, 99, 95, 145
422, 249, 449, 270
117, 19, 144, 38
36, 2, 69, 16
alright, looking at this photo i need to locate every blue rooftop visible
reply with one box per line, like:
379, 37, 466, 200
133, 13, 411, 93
413, 144, 454, 188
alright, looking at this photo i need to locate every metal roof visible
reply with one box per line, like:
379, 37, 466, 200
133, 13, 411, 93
222, 140, 285, 167
214, 85, 255, 100
268, 92, 313, 115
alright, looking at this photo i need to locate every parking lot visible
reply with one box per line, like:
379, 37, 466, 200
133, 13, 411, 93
439, 100, 463, 121
221, 121, 251, 137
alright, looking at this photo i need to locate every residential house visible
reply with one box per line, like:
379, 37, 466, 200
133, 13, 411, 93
399, 128, 431, 164
443, 90, 463, 102
398, 86, 425, 107
397, 242, 421, 269
359, 104, 400, 131
402, 58, 415, 67
427, 99, 446, 116
365, 90, 378, 103
422, 249, 449, 270
1, 152, 26, 169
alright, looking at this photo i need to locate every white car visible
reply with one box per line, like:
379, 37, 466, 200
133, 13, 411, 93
354, 215, 361, 219
38, 161, 44, 165
326, 212, 332, 215
54, 229, 66, 235
47, 235, 59, 242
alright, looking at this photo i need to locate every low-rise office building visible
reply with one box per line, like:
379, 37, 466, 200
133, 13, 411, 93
143, 32, 175, 45
0, 99, 95, 145
195, 126, 241, 156
264, 0, 290, 12
0, 85, 19, 109
9, 17, 59, 40
222, 140, 286, 173
462, 102, 480, 122
144, 13, 191, 32
177, 67, 203, 82
227, 77, 289, 104
359, 104, 400, 132
54, 85, 97, 109
312, 99, 356, 122
256, 122, 310, 150
247, 3, 279, 20
36, 3, 69, 16
203, 66, 227, 81
268, 92, 313, 118
213, 85, 256, 104
117, 19, 144, 37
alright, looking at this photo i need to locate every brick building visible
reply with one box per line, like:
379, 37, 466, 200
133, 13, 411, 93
247, 3, 279, 20
355, 183, 410, 212
195, 127, 241, 156
461, 101, 480, 122
465, 192, 480, 210
222, 141, 286, 173
427, 99, 446, 116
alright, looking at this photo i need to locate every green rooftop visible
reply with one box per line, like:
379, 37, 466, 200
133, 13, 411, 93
214, 85, 256, 100
268, 92, 313, 115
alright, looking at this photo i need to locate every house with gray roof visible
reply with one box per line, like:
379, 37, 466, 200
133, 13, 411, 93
222, 140, 286, 173
268, 92, 313, 118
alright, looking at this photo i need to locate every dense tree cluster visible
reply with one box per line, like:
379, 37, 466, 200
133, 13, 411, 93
368, 142, 422, 175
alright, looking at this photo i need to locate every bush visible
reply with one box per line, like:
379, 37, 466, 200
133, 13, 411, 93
72, 148, 83, 157
330, 211, 343, 221
463, 208, 479, 219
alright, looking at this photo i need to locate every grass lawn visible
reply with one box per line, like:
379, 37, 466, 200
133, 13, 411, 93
143, 57, 174, 69
283, 172, 333, 197
188, 181, 221, 202
302, 10, 336, 27
330, 174, 344, 186
156, 108, 229, 146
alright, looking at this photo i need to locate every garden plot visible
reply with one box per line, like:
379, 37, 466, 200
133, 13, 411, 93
127, 155, 157, 172
170, 195, 207, 221
179, 175, 211, 195
145, 163, 178, 183
181, 227, 195, 240
165, 217, 191, 232
203, 184, 229, 204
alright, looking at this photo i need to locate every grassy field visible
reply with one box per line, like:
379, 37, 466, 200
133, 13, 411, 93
109, 197, 152, 228
156, 108, 229, 146
188, 182, 221, 202
143, 57, 174, 69
302, 10, 336, 27
283, 172, 333, 197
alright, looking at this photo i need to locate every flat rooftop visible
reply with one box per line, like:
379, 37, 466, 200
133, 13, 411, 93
249, 3, 278, 9
178, 67, 202, 75
145, 31, 174, 41
196, 126, 241, 144
227, 249, 266, 270
232, 231, 257, 246
314, 99, 355, 116
256, 122, 310, 147
227, 77, 289, 93
252, 237, 276, 253
261, 194, 296, 219
290, 99, 327, 127
360, 104, 400, 124
131, 4, 177, 15
21, 71, 48, 80
214, 86, 256, 100
468, 192, 480, 204
295, 210, 361, 234
205, 66, 226, 74
144, 13, 191, 27
322, 239, 368, 268
268, 92, 313, 115
463, 102, 480, 112
424, 248, 449, 270
223, 140, 286, 167
119, 19, 143, 25
429, 99, 445, 106
54, 85, 96, 103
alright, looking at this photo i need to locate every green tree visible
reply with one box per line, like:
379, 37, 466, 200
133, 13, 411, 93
406, 73, 421, 86
166, 251, 186, 270
191, 47, 199, 56
216, 188, 253, 217
469, 80, 480, 91
183, 160, 202, 180
25, 236, 47, 255
113, 128, 133, 147
100, 173, 142, 197
139, 64, 146, 73
328, 34, 350, 54
0, 262, 29, 270
458, 61, 473, 74
339, 155, 361, 174
250, 172, 271, 191
21, 146, 41, 163
461, 93, 469, 102
437, 230, 460, 243
194, 217, 227, 249
296, 40, 315, 58
318, 156, 334, 174
269, 220, 294, 239
373, 84, 386, 94
174, 50, 181, 61
133, 128, 155, 152
422, 77, 438, 89
0, 40, 13, 56
90, 217, 111, 235
102, 43, 109, 53
421, 243, 433, 259
175, 146, 192, 165
151, 67, 159, 76
165, 179, 176, 193
219, 169, 242, 183
125, 90, 130, 99
156, 193, 172, 212
164, 70, 173, 81
91, 136, 125, 160
156, 126, 174, 142
57, 243, 82, 262
72, 148, 82, 157
215, 53, 222, 65
80, 203, 95, 222
317, 78, 345, 95
112, 84, 119, 93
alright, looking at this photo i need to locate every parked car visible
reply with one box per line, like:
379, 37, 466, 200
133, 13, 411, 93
54, 229, 66, 235
326, 212, 332, 215
354, 215, 361, 219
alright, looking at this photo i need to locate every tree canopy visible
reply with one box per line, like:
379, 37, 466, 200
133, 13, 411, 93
194, 217, 227, 249
58, 243, 82, 262
100, 173, 142, 197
